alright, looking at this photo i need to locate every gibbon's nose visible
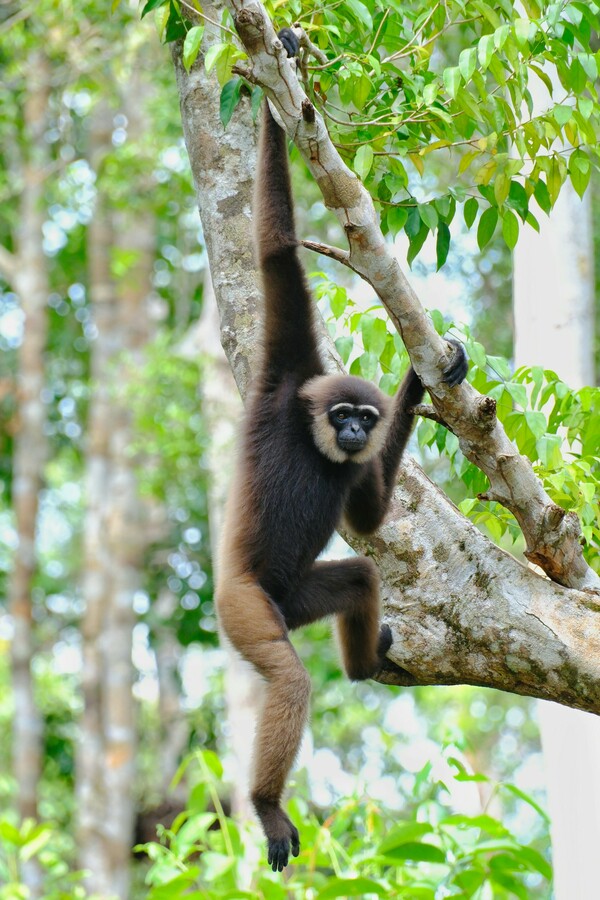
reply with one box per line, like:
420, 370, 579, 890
351, 422, 360, 433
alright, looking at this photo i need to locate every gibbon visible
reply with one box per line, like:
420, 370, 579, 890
215, 92, 467, 871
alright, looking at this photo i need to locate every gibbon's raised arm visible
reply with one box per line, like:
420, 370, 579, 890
255, 104, 323, 384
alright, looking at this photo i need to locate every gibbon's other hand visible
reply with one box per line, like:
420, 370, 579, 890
442, 338, 469, 388
278, 26, 300, 59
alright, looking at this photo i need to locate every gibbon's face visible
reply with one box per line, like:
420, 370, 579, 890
299, 374, 391, 464
328, 402, 380, 455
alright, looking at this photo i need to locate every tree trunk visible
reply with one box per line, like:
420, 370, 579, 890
77, 73, 156, 896
10, 49, 50, 825
6, 52, 52, 896
76, 100, 118, 893
194, 272, 260, 821
514, 185, 600, 900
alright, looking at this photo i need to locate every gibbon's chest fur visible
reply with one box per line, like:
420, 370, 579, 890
238, 375, 363, 602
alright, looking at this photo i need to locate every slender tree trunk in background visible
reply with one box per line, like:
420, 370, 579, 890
154, 587, 188, 795
193, 273, 260, 821
5, 52, 52, 896
77, 72, 156, 897
77, 100, 117, 893
513, 185, 600, 899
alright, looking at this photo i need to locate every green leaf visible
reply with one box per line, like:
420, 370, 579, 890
525, 411, 547, 438
141, 0, 168, 17
507, 180, 528, 220
477, 207, 498, 249
443, 66, 462, 99
219, 77, 242, 128
534, 179, 551, 214
553, 104, 573, 127
419, 203, 438, 230
317, 878, 388, 899
353, 74, 372, 109
514, 17, 532, 47
335, 337, 353, 364
346, 0, 373, 30
502, 210, 519, 250
354, 145, 374, 180
387, 206, 408, 234
407, 223, 429, 266
547, 157, 563, 206
205, 42, 228, 74
505, 381, 527, 408
330, 286, 348, 319
478, 34, 494, 69
569, 149, 591, 199
183, 25, 204, 72
436, 222, 451, 270
467, 340, 487, 369
459, 47, 477, 82
359, 352, 379, 380
464, 197, 478, 228
569, 57, 587, 93
383, 841, 446, 863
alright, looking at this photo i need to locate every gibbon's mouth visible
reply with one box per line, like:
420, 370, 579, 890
338, 438, 367, 453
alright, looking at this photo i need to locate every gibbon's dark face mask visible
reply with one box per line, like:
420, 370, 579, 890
328, 403, 380, 454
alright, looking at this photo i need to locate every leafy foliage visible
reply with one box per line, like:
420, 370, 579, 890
0, 815, 88, 899
148, 0, 600, 264
137, 750, 551, 899
318, 284, 600, 567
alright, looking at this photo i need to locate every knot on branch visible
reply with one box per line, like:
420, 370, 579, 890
545, 503, 568, 532
476, 395, 497, 430
234, 7, 264, 44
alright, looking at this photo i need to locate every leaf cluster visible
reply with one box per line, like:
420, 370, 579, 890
146, 0, 600, 264
137, 749, 551, 899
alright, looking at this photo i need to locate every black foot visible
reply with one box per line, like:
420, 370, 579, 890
442, 338, 468, 387
277, 27, 299, 58
377, 623, 393, 660
267, 822, 300, 872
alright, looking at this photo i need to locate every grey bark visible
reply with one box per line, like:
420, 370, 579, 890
77, 72, 156, 897
0, 54, 53, 899
170, 10, 600, 714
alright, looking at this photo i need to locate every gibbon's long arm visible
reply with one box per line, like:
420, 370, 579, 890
344, 341, 467, 535
343, 367, 424, 535
255, 104, 323, 384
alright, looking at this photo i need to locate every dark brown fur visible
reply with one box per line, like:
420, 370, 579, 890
215, 103, 466, 872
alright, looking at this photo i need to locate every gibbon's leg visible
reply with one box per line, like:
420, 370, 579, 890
217, 574, 310, 872
279, 558, 392, 680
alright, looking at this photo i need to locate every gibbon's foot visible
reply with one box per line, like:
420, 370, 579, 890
442, 338, 469, 388
267, 819, 300, 872
253, 797, 300, 872
347, 624, 393, 681
377, 623, 393, 661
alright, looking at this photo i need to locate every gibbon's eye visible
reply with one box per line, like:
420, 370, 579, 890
361, 413, 372, 423
335, 411, 348, 422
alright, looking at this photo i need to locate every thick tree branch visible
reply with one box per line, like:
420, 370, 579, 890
223, 0, 598, 593
170, 12, 600, 714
